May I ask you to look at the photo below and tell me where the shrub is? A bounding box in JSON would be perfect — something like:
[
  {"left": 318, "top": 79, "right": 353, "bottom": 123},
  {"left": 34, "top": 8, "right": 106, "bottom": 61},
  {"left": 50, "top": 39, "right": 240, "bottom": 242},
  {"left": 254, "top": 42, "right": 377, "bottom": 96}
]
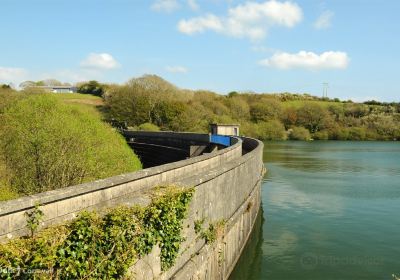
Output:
[
  {"left": 313, "top": 130, "right": 329, "bottom": 140},
  {"left": 289, "top": 126, "right": 311, "bottom": 140},
  {"left": 257, "top": 120, "right": 287, "bottom": 140},
  {"left": 77, "top": 80, "right": 105, "bottom": 97},
  {"left": 329, "top": 127, "right": 349, "bottom": 140},
  {"left": 0, "top": 94, "right": 142, "bottom": 196},
  {"left": 138, "top": 122, "right": 160, "bottom": 131},
  {"left": 348, "top": 127, "right": 366, "bottom": 140}
]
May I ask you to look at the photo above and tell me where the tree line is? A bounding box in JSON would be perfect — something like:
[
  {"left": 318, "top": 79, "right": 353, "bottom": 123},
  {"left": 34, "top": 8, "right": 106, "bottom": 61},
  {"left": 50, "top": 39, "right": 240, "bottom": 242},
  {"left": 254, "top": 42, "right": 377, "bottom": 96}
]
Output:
[{"left": 92, "top": 75, "right": 399, "bottom": 141}]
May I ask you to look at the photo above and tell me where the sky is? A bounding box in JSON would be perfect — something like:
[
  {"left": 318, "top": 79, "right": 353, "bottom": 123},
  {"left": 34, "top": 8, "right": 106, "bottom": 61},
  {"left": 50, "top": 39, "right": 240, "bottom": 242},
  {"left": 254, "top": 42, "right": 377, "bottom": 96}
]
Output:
[{"left": 0, "top": 0, "right": 399, "bottom": 102}]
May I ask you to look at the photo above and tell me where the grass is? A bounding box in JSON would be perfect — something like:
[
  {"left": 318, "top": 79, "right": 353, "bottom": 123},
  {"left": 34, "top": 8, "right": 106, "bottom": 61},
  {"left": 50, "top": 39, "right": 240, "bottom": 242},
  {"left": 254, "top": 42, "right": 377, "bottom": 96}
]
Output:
[
  {"left": 280, "top": 100, "right": 346, "bottom": 109},
  {"left": 0, "top": 186, "right": 19, "bottom": 201},
  {"left": 0, "top": 162, "right": 19, "bottom": 201},
  {"left": 51, "top": 93, "right": 104, "bottom": 107},
  {"left": 52, "top": 93, "right": 102, "bottom": 101},
  {"left": 52, "top": 93, "right": 106, "bottom": 119}
]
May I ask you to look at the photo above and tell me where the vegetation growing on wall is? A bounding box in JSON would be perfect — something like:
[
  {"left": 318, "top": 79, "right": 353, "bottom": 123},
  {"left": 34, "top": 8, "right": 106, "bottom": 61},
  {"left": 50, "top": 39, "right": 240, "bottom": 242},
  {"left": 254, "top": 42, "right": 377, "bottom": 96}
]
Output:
[
  {"left": 194, "top": 219, "right": 226, "bottom": 244},
  {"left": 0, "top": 186, "right": 194, "bottom": 279},
  {"left": 0, "top": 93, "right": 141, "bottom": 197}
]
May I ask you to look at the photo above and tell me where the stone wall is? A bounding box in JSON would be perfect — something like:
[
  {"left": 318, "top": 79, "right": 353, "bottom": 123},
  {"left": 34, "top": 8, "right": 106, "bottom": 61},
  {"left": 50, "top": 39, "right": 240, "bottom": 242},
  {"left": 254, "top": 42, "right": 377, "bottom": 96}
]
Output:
[{"left": 0, "top": 132, "right": 264, "bottom": 280}]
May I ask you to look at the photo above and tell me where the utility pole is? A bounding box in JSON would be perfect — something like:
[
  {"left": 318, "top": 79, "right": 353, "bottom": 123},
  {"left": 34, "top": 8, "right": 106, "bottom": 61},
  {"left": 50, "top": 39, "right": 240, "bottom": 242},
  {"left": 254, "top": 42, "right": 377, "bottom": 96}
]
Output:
[{"left": 323, "top": 82, "right": 329, "bottom": 98}]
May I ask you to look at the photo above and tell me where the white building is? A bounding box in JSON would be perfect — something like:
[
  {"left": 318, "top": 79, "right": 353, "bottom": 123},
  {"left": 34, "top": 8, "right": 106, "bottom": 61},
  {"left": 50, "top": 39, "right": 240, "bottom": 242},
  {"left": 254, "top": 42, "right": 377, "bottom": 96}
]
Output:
[
  {"left": 37, "top": 86, "right": 77, "bottom": 93},
  {"left": 210, "top": 123, "right": 240, "bottom": 136}
]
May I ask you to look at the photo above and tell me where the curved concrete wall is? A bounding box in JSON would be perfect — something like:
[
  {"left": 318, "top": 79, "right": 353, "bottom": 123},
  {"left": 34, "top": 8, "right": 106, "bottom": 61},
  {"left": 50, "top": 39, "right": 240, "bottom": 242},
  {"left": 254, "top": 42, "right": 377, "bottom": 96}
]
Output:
[{"left": 0, "top": 132, "right": 264, "bottom": 280}]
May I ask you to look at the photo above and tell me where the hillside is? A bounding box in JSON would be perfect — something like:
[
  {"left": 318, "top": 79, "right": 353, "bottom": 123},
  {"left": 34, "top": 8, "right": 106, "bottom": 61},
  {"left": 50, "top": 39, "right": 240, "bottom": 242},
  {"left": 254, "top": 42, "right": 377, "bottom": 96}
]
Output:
[{"left": 101, "top": 75, "right": 400, "bottom": 141}]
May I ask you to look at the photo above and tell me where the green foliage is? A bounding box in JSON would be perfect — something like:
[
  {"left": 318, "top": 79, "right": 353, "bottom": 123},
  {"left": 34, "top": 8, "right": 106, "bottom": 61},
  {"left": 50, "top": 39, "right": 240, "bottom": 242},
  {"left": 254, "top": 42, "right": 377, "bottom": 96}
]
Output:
[
  {"left": 313, "top": 130, "right": 329, "bottom": 140},
  {"left": 77, "top": 80, "right": 104, "bottom": 97},
  {"left": 289, "top": 126, "right": 312, "bottom": 141},
  {"left": 97, "top": 75, "right": 400, "bottom": 141},
  {"left": 0, "top": 88, "right": 22, "bottom": 114},
  {"left": 138, "top": 122, "right": 161, "bottom": 131},
  {"left": 0, "top": 186, "right": 19, "bottom": 201},
  {"left": 194, "top": 219, "right": 204, "bottom": 234},
  {"left": 250, "top": 100, "right": 282, "bottom": 122},
  {"left": 201, "top": 224, "right": 217, "bottom": 244},
  {"left": 225, "top": 97, "right": 250, "bottom": 121},
  {"left": 0, "top": 94, "right": 141, "bottom": 196},
  {"left": 141, "top": 187, "right": 194, "bottom": 270},
  {"left": 0, "top": 187, "right": 194, "bottom": 279},
  {"left": 296, "top": 103, "right": 332, "bottom": 133},
  {"left": 25, "top": 203, "right": 44, "bottom": 237},
  {"left": 257, "top": 120, "right": 287, "bottom": 140},
  {"left": 228, "top": 91, "right": 239, "bottom": 98},
  {"left": 348, "top": 127, "right": 367, "bottom": 140},
  {"left": 200, "top": 220, "right": 225, "bottom": 244}
]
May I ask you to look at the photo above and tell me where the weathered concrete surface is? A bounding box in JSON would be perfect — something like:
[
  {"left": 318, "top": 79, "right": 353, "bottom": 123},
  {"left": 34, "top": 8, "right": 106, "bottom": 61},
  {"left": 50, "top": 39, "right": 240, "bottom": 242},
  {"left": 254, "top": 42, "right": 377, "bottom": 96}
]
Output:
[
  {"left": 127, "top": 137, "right": 264, "bottom": 280},
  {"left": 0, "top": 132, "right": 264, "bottom": 280}
]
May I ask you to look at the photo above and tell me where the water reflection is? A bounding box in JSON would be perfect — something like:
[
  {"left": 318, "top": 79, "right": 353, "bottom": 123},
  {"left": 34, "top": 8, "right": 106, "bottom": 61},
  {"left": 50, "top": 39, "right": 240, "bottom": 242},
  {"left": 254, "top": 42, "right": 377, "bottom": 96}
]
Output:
[
  {"left": 229, "top": 207, "right": 264, "bottom": 280},
  {"left": 229, "top": 141, "right": 400, "bottom": 280}
]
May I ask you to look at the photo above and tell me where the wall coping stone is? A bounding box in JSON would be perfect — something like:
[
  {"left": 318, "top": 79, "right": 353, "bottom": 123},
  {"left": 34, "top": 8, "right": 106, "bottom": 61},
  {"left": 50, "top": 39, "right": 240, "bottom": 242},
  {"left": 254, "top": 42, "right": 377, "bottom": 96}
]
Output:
[{"left": 0, "top": 132, "right": 242, "bottom": 216}]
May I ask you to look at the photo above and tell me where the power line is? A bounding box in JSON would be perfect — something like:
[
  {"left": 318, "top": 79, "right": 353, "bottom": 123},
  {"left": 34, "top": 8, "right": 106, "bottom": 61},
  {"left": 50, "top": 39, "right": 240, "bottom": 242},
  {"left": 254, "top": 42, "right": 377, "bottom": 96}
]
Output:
[{"left": 323, "top": 82, "right": 329, "bottom": 98}]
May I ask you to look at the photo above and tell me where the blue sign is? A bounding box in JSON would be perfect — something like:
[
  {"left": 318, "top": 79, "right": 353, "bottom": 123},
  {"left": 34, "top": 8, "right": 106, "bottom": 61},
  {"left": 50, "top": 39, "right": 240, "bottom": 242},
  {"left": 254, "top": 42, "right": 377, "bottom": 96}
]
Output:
[{"left": 210, "top": 135, "right": 231, "bottom": 146}]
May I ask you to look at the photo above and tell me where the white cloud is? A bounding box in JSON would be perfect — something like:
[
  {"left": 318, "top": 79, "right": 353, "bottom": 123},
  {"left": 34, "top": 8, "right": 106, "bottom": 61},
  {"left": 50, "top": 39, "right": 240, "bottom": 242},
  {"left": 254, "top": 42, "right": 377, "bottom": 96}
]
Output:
[
  {"left": 80, "top": 53, "right": 120, "bottom": 70},
  {"left": 178, "top": 14, "right": 223, "bottom": 34},
  {"left": 178, "top": 0, "right": 303, "bottom": 40},
  {"left": 259, "top": 51, "right": 349, "bottom": 70},
  {"left": 0, "top": 67, "right": 28, "bottom": 85},
  {"left": 166, "top": 65, "right": 188, "bottom": 73},
  {"left": 187, "top": 0, "right": 199, "bottom": 11},
  {"left": 314, "top": 10, "right": 334, "bottom": 30},
  {"left": 151, "top": 0, "right": 180, "bottom": 13}
]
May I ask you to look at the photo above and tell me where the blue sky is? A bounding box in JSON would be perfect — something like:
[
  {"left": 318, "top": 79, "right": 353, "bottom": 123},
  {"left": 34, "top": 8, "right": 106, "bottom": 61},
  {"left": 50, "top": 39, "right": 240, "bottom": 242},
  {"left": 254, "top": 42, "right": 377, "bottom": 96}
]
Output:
[{"left": 1, "top": 0, "right": 399, "bottom": 101}]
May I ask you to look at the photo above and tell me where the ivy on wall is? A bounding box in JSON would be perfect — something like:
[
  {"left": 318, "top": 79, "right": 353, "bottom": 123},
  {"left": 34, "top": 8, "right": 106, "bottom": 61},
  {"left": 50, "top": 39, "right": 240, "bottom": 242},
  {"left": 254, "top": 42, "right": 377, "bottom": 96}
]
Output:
[{"left": 0, "top": 186, "right": 194, "bottom": 279}]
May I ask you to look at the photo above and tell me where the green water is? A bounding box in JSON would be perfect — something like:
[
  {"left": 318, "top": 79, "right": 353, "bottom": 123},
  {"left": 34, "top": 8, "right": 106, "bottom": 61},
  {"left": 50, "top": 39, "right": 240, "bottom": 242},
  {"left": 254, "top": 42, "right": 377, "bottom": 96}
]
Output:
[{"left": 230, "top": 141, "right": 400, "bottom": 280}]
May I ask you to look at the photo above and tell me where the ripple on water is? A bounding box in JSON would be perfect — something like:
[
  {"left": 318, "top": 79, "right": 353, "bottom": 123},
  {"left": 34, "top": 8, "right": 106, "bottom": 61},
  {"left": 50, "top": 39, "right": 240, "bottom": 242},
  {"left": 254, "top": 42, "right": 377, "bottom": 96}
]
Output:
[{"left": 230, "top": 141, "right": 400, "bottom": 280}]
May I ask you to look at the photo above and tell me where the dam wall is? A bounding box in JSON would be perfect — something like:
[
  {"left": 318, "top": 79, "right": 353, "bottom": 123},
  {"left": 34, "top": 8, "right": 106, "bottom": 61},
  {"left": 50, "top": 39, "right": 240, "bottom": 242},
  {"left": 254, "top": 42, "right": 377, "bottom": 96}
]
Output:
[{"left": 0, "top": 131, "right": 264, "bottom": 279}]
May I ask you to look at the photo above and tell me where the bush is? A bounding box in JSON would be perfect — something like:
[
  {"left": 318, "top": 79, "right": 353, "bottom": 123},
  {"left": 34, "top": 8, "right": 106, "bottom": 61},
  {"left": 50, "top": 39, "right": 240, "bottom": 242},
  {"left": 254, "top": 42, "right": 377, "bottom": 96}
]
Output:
[
  {"left": 313, "top": 130, "right": 329, "bottom": 140},
  {"left": 289, "top": 126, "right": 311, "bottom": 140},
  {"left": 257, "top": 120, "right": 287, "bottom": 140},
  {"left": 0, "top": 94, "right": 142, "bottom": 196},
  {"left": 348, "top": 127, "right": 366, "bottom": 140},
  {"left": 138, "top": 122, "right": 160, "bottom": 131},
  {"left": 329, "top": 127, "right": 349, "bottom": 140},
  {"left": 77, "top": 80, "right": 105, "bottom": 97}
]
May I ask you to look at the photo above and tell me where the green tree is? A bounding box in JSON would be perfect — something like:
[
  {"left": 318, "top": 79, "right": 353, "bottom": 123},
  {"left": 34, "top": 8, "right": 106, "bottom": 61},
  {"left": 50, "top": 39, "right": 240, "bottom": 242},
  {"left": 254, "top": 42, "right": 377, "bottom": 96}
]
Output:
[
  {"left": 297, "top": 103, "right": 333, "bottom": 133},
  {"left": 289, "top": 126, "right": 311, "bottom": 140},
  {"left": 225, "top": 97, "right": 250, "bottom": 121},
  {"left": 105, "top": 84, "right": 153, "bottom": 126},
  {"left": 0, "top": 95, "right": 141, "bottom": 195},
  {"left": 257, "top": 120, "right": 287, "bottom": 140},
  {"left": 250, "top": 100, "right": 282, "bottom": 122},
  {"left": 77, "top": 80, "right": 105, "bottom": 97},
  {"left": 281, "top": 107, "right": 298, "bottom": 129}
]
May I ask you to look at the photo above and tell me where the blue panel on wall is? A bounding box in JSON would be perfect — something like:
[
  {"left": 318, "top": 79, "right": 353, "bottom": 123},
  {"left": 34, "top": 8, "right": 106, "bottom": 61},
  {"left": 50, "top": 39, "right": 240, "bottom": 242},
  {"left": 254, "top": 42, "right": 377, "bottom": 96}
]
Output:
[{"left": 210, "top": 135, "right": 231, "bottom": 146}]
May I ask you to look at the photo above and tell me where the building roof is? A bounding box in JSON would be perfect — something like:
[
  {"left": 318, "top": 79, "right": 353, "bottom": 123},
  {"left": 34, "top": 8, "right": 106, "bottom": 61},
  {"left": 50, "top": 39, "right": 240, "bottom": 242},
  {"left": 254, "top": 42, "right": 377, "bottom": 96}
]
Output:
[
  {"left": 210, "top": 123, "right": 240, "bottom": 127},
  {"left": 36, "top": 86, "right": 76, "bottom": 89}
]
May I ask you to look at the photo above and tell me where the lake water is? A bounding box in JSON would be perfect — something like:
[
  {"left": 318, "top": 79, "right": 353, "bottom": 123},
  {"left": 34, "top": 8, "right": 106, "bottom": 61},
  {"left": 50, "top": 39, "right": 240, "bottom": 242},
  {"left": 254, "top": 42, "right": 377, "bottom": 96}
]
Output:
[{"left": 230, "top": 141, "right": 400, "bottom": 280}]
